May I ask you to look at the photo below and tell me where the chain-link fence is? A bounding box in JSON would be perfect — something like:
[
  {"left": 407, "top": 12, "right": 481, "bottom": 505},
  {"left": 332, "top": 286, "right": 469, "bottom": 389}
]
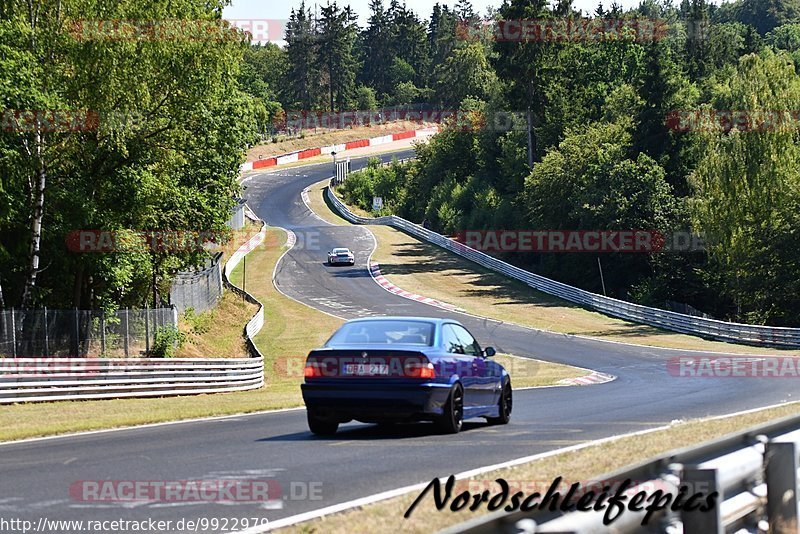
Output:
[
  {"left": 170, "top": 252, "right": 224, "bottom": 314},
  {"left": 0, "top": 307, "right": 177, "bottom": 358}
]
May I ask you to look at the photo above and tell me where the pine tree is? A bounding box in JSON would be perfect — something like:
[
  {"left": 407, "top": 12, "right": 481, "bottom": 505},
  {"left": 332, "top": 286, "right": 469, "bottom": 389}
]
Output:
[
  {"left": 317, "top": 2, "right": 360, "bottom": 111},
  {"left": 285, "top": 2, "right": 321, "bottom": 110},
  {"left": 685, "top": 0, "right": 710, "bottom": 80},
  {"left": 492, "top": 0, "right": 552, "bottom": 167},
  {"left": 389, "top": 2, "right": 430, "bottom": 88},
  {"left": 361, "top": 0, "right": 393, "bottom": 96}
]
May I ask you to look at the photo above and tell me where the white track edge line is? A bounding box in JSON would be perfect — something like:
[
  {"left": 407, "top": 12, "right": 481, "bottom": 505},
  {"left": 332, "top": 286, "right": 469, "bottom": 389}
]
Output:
[
  {"left": 237, "top": 398, "right": 800, "bottom": 533},
  {"left": 0, "top": 406, "right": 305, "bottom": 447}
]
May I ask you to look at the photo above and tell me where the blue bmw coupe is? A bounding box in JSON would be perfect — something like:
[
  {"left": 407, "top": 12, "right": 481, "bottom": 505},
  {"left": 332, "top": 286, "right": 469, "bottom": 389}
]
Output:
[{"left": 301, "top": 317, "right": 512, "bottom": 435}]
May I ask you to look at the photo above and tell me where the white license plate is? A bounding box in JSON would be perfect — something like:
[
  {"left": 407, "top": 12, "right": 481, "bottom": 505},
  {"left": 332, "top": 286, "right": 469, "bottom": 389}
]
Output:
[{"left": 343, "top": 363, "right": 389, "bottom": 376}]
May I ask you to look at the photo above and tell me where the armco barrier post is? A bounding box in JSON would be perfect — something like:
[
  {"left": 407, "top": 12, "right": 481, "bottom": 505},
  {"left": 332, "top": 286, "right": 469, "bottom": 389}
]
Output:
[
  {"left": 73, "top": 307, "right": 80, "bottom": 356},
  {"left": 100, "top": 309, "right": 106, "bottom": 355},
  {"left": 43, "top": 306, "right": 49, "bottom": 357},
  {"left": 682, "top": 467, "right": 722, "bottom": 534},
  {"left": 766, "top": 440, "right": 800, "bottom": 531},
  {"left": 123, "top": 308, "right": 129, "bottom": 357},
  {"left": 145, "top": 305, "right": 150, "bottom": 354}
]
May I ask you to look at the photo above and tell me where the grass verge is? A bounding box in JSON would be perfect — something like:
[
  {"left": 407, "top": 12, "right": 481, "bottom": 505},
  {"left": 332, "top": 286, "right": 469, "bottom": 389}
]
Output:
[
  {"left": 305, "top": 178, "right": 797, "bottom": 356},
  {"left": 276, "top": 401, "right": 800, "bottom": 533}
]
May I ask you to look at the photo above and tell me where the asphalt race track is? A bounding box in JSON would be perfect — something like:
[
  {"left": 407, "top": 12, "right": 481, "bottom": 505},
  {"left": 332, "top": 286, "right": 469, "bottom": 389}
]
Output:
[{"left": 1, "top": 150, "right": 796, "bottom": 530}]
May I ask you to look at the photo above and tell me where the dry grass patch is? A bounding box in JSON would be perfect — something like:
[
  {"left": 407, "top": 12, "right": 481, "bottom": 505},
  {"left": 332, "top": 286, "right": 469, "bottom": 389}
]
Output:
[
  {"left": 175, "top": 293, "right": 256, "bottom": 358},
  {"left": 277, "top": 401, "right": 800, "bottom": 533},
  {"left": 310, "top": 179, "right": 797, "bottom": 356}
]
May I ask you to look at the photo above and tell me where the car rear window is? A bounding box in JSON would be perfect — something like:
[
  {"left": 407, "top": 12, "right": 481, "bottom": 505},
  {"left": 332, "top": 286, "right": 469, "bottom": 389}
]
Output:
[{"left": 327, "top": 321, "right": 435, "bottom": 346}]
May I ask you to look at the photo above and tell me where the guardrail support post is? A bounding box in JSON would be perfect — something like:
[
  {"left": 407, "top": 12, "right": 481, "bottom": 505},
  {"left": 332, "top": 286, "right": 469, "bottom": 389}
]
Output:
[
  {"left": 144, "top": 305, "right": 150, "bottom": 354},
  {"left": 10, "top": 307, "right": 16, "bottom": 358},
  {"left": 123, "top": 308, "right": 129, "bottom": 357},
  {"left": 43, "top": 306, "right": 49, "bottom": 357},
  {"left": 682, "top": 468, "right": 723, "bottom": 534},
  {"left": 766, "top": 441, "right": 799, "bottom": 532},
  {"left": 73, "top": 307, "right": 80, "bottom": 356}
]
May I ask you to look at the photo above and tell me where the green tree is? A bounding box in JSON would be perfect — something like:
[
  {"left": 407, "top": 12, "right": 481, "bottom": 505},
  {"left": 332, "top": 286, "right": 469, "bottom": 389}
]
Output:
[
  {"left": 354, "top": 85, "right": 378, "bottom": 110},
  {"left": 492, "top": 0, "right": 555, "bottom": 167},
  {"left": 433, "top": 42, "right": 498, "bottom": 106},
  {"left": 285, "top": 1, "right": 321, "bottom": 110},
  {"left": 521, "top": 119, "right": 676, "bottom": 294},
  {"left": 737, "top": 0, "right": 800, "bottom": 35},
  {"left": 360, "top": 0, "right": 394, "bottom": 96},
  {"left": 691, "top": 51, "right": 800, "bottom": 324},
  {"left": 317, "top": 2, "right": 360, "bottom": 111},
  {"left": 0, "top": 0, "right": 255, "bottom": 310},
  {"left": 389, "top": 2, "right": 429, "bottom": 85}
]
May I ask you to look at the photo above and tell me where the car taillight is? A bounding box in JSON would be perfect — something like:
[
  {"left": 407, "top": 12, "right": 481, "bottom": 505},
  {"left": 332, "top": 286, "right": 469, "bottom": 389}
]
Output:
[
  {"left": 405, "top": 362, "right": 435, "bottom": 379},
  {"left": 304, "top": 363, "right": 322, "bottom": 378}
]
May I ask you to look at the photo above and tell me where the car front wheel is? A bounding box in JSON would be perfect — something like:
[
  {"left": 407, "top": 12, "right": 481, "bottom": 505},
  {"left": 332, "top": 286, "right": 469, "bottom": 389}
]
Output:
[
  {"left": 307, "top": 410, "right": 339, "bottom": 436},
  {"left": 486, "top": 381, "right": 512, "bottom": 425},
  {"left": 437, "top": 383, "right": 464, "bottom": 434}
]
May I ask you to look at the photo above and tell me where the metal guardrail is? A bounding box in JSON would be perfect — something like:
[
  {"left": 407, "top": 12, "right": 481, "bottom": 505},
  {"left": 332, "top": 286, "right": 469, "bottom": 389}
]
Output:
[
  {"left": 0, "top": 357, "right": 263, "bottom": 403},
  {"left": 326, "top": 180, "right": 800, "bottom": 349},
  {"left": 222, "top": 206, "right": 267, "bottom": 357},
  {"left": 0, "top": 207, "right": 268, "bottom": 405},
  {"left": 439, "top": 411, "right": 800, "bottom": 533}
]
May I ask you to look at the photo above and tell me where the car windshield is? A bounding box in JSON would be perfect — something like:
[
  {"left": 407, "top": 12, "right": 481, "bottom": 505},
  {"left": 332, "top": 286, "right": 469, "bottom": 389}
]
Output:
[
  {"left": 333, "top": 249, "right": 349, "bottom": 254},
  {"left": 327, "top": 320, "right": 435, "bottom": 346}
]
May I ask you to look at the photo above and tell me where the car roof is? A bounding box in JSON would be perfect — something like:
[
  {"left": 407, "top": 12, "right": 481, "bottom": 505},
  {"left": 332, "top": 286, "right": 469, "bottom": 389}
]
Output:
[
  {"left": 332, "top": 247, "right": 350, "bottom": 252},
  {"left": 344, "top": 316, "right": 461, "bottom": 327}
]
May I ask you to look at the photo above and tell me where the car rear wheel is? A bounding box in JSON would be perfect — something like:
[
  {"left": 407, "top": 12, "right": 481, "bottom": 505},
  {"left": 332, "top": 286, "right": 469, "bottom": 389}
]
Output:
[
  {"left": 486, "top": 381, "right": 512, "bottom": 425},
  {"left": 437, "top": 383, "right": 464, "bottom": 434},
  {"left": 307, "top": 410, "right": 339, "bottom": 436}
]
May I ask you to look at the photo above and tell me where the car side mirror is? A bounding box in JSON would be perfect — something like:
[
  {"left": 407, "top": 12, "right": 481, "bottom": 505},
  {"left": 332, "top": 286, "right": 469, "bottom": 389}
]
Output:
[{"left": 484, "top": 347, "right": 496, "bottom": 358}]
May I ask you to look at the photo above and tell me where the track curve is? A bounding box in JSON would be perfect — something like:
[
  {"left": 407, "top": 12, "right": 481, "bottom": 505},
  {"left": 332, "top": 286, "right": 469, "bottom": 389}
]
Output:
[{"left": 0, "top": 150, "right": 796, "bottom": 530}]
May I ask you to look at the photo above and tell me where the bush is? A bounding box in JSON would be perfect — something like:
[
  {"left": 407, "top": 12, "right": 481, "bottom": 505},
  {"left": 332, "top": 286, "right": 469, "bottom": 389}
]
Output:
[
  {"left": 151, "top": 325, "right": 186, "bottom": 358},
  {"left": 183, "top": 307, "right": 213, "bottom": 335}
]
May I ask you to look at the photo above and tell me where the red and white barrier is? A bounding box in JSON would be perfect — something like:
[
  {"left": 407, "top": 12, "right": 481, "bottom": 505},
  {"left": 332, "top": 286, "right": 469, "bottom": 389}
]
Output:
[{"left": 241, "top": 127, "right": 438, "bottom": 174}]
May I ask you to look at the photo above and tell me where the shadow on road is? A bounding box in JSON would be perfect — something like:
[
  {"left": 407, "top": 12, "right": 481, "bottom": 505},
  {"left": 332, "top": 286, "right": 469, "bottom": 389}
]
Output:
[{"left": 256, "top": 421, "right": 487, "bottom": 442}]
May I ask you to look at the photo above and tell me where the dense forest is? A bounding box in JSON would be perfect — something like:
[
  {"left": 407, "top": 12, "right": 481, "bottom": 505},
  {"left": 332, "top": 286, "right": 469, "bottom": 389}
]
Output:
[
  {"left": 2, "top": 0, "right": 799, "bottom": 327},
  {"left": 0, "top": 1, "right": 263, "bottom": 311},
  {"left": 310, "top": 0, "right": 800, "bottom": 327}
]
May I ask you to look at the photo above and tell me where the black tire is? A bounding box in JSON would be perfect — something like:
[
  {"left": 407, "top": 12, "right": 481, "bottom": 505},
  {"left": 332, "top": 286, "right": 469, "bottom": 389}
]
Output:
[
  {"left": 307, "top": 411, "right": 339, "bottom": 436},
  {"left": 437, "top": 383, "right": 464, "bottom": 434},
  {"left": 486, "top": 381, "right": 512, "bottom": 425}
]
